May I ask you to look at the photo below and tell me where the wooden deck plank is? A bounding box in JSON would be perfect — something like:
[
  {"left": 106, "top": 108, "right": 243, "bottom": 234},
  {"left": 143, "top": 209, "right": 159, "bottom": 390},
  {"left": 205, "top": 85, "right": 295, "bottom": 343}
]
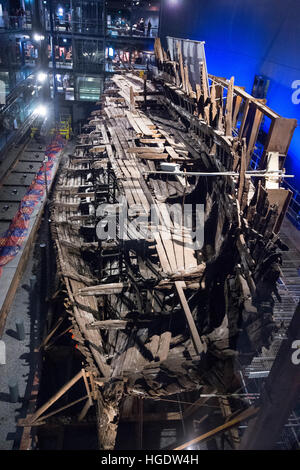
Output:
[{"left": 175, "top": 280, "right": 204, "bottom": 355}]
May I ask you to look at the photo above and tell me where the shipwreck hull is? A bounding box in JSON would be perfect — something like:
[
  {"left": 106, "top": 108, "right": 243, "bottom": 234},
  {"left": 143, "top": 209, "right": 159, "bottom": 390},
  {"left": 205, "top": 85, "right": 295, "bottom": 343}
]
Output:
[{"left": 44, "top": 40, "right": 296, "bottom": 449}]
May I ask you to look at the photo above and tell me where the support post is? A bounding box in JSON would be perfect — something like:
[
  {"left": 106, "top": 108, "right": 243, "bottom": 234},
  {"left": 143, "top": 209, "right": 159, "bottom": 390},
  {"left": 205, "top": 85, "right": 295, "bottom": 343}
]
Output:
[
  {"left": 175, "top": 281, "right": 205, "bottom": 355},
  {"left": 8, "top": 378, "right": 19, "bottom": 403},
  {"left": 78, "top": 398, "right": 91, "bottom": 422},
  {"left": 16, "top": 317, "right": 25, "bottom": 341}
]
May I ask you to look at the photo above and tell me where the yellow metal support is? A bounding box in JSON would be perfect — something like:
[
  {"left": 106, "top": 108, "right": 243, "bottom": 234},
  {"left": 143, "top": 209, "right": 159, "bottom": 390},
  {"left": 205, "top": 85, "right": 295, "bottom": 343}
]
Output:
[
  {"left": 50, "top": 115, "right": 72, "bottom": 140},
  {"left": 30, "top": 127, "right": 38, "bottom": 138}
]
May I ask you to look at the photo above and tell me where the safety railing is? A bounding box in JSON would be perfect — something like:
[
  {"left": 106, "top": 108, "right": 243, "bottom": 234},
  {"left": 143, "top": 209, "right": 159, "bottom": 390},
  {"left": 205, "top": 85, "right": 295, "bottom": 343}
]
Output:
[
  {"left": 282, "top": 179, "right": 300, "bottom": 229},
  {"left": 44, "top": 17, "right": 157, "bottom": 37},
  {"left": 45, "top": 18, "right": 104, "bottom": 35},
  {"left": 106, "top": 25, "right": 158, "bottom": 38},
  {"left": 0, "top": 14, "right": 32, "bottom": 31},
  {"left": 48, "top": 59, "right": 73, "bottom": 70}
]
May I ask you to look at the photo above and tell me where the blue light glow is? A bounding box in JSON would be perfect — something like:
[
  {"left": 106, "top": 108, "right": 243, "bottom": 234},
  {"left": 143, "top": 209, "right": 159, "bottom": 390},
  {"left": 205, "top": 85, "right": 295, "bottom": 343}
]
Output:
[{"left": 160, "top": 0, "right": 300, "bottom": 190}]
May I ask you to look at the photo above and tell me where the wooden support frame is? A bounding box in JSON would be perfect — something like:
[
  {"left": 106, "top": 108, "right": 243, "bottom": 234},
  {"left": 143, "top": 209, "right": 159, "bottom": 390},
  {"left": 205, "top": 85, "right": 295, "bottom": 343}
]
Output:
[
  {"left": 175, "top": 281, "right": 205, "bottom": 355},
  {"left": 209, "top": 74, "right": 280, "bottom": 119},
  {"left": 238, "top": 98, "right": 250, "bottom": 138},
  {"left": 44, "top": 325, "right": 72, "bottom": 351},
  {"left": 82, "top": 368, "right": 93, "bottom": 406},
  {"left": 219, "top": 397, "right": 240, "bottom": 449},
  {"left": 259, "top": 117, "right": 297, "bottom": 170},
  {"left": 173, "top": 406, "right": 258, "bottom": 450},
  {"left": 225, "top": 77, "right": 234, "bottom": 136},
  {"left": 27, "top": 369, "right": 85, "bottom": 424},
  {"left": 39, "top": 315, "right": 66, "bottom": 351},
  {"left": 78, "top": 398, "right": 92, "bottom": 422},
  {"left": 177, "top": 41, "right": 186, "bottom": 93},
  {"left": 207, "top": 75, "right": 296, "bottom": 172},
  {"left": 232, "top": 95, "right": 243, "bottom": 128},
  {"left": 32, "top": 395, "right": 89, "bottom": 426},
  {"left": 246, "top": 107, "right": 263, "bottom": 165}
]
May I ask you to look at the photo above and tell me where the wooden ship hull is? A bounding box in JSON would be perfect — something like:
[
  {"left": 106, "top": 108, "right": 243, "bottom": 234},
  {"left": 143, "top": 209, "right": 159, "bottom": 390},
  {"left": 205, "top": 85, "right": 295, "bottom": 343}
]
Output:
[{"left": 30, "top": 39, "right": 296, "bottom": 449}]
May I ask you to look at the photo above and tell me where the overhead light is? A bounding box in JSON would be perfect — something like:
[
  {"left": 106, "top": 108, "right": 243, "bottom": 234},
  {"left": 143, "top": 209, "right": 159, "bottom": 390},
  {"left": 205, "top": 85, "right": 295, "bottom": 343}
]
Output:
[
  {"left": 33, "top": 33, "right": 45, "bottom": 41},
  {"left": 34, "top": 105, "right": 47, "bottom": 117},
  {"left": 37, "top": 72, "right": 47, "bottom": 83}
]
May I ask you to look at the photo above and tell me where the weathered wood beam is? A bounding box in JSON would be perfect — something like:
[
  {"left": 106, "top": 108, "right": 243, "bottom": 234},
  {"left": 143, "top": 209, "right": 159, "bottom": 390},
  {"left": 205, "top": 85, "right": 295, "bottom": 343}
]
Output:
[
  {"left": 246, "top": 107, "right": 263, "bottom": 165},
  {"left": 86, "top": 319, "right": 157, "bottom": 330},
  {"left": 232, "top": 95, "right": 243, "bottom": 128},
  {"left": 76, "top": 283, "right": 125, "bottom": 296},
  {"left": 225, "top": 76, "right": 234, "bottom": 136},
  {"left": 219, "top": 397, "right": 240, "bottom": 449},
  {"left": 78, "top": 398, "right": 92, "bottom": 422},
  {"left": 29, "top": 370, "right": 84, "bottom": 424},
  {"left": 173, "top": 406, "right": 258, "bottom": 450},
  {"left": 127, "top": 147, "right": 165, "bottom": 154},
  {"left": 238, "top": 98, "right": 250, "bottom": 138},
  {"left": 209, "top": 75, "right": 280, "bottom": 120},
  {"left": 44, "top": 325, "right": 72, "bottom": 351},
  {"left": 38, "top": 316, "right": 65, "bottom": 351},
  {"left": 19, "top": 394, "right": 89, "bottom": 426},
  {"left": 82, "top": 368, "right": 93, "bottom": 405},
  {"left": 177, "top": 41, "right": 186, "bottom": 92},
  {"left": 237, "top": 139, "right": 247, "bottom": 205},
  {"left": 175, "top": 281, "right": 205, "bottom": 356}
]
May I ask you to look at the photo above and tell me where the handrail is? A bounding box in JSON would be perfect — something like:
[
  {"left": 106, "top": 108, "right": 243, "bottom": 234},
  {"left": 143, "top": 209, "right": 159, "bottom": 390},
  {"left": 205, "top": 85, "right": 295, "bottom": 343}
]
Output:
[
  {"left": 0, "top": 14, "right": 32, "bottom": 31},
  {"left": 44, "top": 19, "right": 158, "bottom": 37}
]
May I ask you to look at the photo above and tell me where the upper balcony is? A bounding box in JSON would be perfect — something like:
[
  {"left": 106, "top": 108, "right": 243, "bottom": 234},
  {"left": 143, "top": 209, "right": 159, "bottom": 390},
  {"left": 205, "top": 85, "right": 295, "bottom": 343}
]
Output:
[
  {"left": 106, "top": 24, "right": 158, "bottom": 39},
  {"left": 42, "top": 0, "right": 160, "bottom": 40},
  {"left": 0, "top": 12, "right": 32, "bottom": 33},
  {"left": 45, "top": 17, "right": 104, "bottom": 36},
  {"left": 0, "top": 73, "right": 39, "bottom": 155},
  {"left": 44, "top": 17, "right": 158, "bottom": 40},
  {"left": 106, "top": 0, "right": 160, "bottom": 39}
]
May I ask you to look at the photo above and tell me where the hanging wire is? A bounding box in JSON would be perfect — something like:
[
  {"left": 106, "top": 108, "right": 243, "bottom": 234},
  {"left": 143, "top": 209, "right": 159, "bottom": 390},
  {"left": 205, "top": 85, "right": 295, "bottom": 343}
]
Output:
[{"left": 142, "top": 394, "right": 260, "bottom": 407}]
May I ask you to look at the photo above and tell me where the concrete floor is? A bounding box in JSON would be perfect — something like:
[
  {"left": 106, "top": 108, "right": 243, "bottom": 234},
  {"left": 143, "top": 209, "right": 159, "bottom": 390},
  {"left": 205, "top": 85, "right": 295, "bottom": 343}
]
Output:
[
  {"left": 0, "top": 240, "right": 39, "bottom": 450},
  {"left": 0, "top": 140, "right": 74, "bottom": 450}
]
